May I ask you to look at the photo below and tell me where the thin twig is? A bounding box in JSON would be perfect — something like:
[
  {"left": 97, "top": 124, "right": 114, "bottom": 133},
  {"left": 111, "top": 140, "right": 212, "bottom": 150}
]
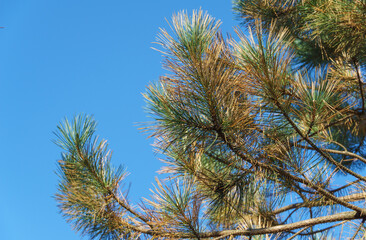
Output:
[
  {"left": 350, "top": 218, "right": 366, "bottom": 240},
  {"left": 287, "top": 227, "right": 309, "bottom": 240},
  {"left": 353, "top": 60, "right": 364, "bottom": 113}
]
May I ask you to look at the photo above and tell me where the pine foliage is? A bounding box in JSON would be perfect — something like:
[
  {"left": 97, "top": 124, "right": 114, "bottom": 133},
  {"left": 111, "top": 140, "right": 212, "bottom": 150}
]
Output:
[{"left": 55, "top": 1, "right": 366, "bottom": 239}]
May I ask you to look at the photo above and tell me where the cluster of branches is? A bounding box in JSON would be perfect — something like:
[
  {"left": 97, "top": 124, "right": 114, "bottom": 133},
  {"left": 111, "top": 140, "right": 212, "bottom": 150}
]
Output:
[{"left": 55, "top": 0, "right": 366, "bottom": 239}]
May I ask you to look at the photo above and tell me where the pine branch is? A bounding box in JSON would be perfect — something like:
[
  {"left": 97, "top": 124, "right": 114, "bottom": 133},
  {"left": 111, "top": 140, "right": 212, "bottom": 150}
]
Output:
[
  {"left": 134, "top": 211, "right": 362, "bottom": 238},
  {"left": 296, "top": 143, "right": 366, "bottom": 164},
  {"left": 271, "top": 192, "right": 366, "bottom": 216}
]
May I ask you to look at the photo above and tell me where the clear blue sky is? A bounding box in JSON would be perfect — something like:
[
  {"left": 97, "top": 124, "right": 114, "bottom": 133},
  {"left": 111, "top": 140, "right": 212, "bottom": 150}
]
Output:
[{"left": 0, "top": 1, "right": 238, "bottom": 239}]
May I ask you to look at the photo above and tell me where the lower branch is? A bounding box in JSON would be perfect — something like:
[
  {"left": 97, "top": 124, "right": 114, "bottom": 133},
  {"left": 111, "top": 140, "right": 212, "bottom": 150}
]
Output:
[{"left": 142, "top": 211, "right": 361, "bottom": 238}]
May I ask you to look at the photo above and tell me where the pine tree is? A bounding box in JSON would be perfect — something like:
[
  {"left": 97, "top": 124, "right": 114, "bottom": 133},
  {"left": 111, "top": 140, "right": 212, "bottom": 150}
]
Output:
[{"left": 54, "top": 1, "right": 366, "bottom": 239}]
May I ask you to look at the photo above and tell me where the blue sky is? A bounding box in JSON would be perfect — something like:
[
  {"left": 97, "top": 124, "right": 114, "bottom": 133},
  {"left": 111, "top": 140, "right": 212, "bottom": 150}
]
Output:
[{"left": 0, "top": 1, "right": 237, "bottom": 239}]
